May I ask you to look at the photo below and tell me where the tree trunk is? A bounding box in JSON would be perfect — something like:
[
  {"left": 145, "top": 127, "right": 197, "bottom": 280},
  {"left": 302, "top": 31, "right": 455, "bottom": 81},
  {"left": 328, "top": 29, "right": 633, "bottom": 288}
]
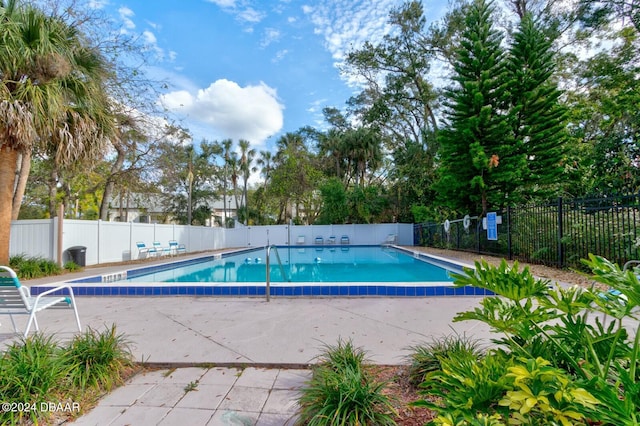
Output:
[
  {"left": 11, "top": 150, "right": 31, "bottom": 220},
  {"left": 48, "top": 168, "right": 59, "bottom": 218},
  {"left": 0, "top": 145, "right": 19, "bottom": 264},
  {"left": 243, "top": 180, "right": 249, "bottom": 225},
  {"left": 118, "top": 191, "right": 124, "bottom": 222},
  {"left": 99, "top": 143, "right": 126, "bottom": 220}
]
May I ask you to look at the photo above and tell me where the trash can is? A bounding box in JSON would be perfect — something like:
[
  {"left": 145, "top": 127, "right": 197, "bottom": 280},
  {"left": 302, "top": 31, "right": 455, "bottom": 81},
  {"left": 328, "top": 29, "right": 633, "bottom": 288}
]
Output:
[{"left": 67, "top": 246, "right": 87, "bottom": 267}]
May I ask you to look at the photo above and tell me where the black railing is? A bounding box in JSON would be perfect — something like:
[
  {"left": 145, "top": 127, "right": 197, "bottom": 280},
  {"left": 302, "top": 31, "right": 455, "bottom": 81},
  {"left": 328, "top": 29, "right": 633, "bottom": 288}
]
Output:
[{"left": 414, "top": 194, "right": 640, "bottom": 270}]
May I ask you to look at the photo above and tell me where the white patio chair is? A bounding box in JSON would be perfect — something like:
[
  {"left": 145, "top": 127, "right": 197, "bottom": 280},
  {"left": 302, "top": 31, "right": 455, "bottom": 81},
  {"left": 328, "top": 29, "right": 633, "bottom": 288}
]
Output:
[
  {"left": 169, "top": 240, "right": 187, "bottom": 256},
  {"left": 384, "top": 234, "right": 397, "bottom": 245},
  {"left": 0, "top": 266, "right": 81, "bottom": 337},
  {"left": 153, "top": 241, "right": 171, "bottom": 257},
  {"left": 136, "top": 241, "right": 157, "bottom": 258}
]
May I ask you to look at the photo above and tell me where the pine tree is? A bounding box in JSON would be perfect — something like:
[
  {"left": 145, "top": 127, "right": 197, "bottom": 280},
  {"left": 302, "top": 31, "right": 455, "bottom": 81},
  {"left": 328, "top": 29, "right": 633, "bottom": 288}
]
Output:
[
  {"left": 508, "top": 13, "right": 567, "bottom": 201},
  {"left": 435, "top": 0, "right": 516, "bottom": 215}
]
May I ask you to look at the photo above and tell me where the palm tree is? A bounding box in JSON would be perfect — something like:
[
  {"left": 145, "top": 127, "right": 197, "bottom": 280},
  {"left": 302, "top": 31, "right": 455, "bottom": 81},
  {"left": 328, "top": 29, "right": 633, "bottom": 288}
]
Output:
[
  {"left": 257, "top": 150, "right": 273, "bottom": 184},
  {"left": 318, "top": 128, "right": 347, "bottom": 182},
  {"left": 220, "top": 139, "right": 233, "bottom": 227},
  {"left": 238, "top": 139, "right": 256, "bottom": 225},
  {"left": 228, "top": 152, "right": 240, "bottom": 222},
  {"left": 0, "top": 1, "right": 113, "bottom": 263},
  {"left": 275, "top": 132, "right": 305, "bottom": 161},
  {"left": 343, "top": 127, "right": 382, "bottom": 187}
]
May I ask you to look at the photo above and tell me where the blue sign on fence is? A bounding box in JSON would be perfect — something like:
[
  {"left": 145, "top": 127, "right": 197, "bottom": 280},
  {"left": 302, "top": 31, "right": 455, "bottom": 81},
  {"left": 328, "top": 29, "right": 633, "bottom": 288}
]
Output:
[{"left": 487, "top": 212, "right": 498, "bottom": 241}]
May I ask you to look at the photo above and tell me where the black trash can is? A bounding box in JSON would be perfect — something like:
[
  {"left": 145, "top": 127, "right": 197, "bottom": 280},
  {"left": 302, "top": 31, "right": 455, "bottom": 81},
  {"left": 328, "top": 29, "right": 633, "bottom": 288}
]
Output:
[{"left": 67, "top": 246, "right": 87, "bottom": 267}]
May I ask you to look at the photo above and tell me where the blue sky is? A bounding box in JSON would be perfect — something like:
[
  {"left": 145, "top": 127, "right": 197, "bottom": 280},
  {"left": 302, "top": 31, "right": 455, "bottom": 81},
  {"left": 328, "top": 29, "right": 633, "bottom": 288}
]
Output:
[{"left": 91, "top": 0, "right": 448, "bottom": 152}]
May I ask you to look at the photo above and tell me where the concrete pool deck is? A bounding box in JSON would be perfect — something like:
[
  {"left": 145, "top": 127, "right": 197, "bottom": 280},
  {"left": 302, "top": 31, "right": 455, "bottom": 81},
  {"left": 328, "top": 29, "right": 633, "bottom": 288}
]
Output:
[
  {"left": 0, "top": 250, "right": 497, "bottom": 425},
  {"left": 1, "top": 295, "right": 494, "bottom": 425}
]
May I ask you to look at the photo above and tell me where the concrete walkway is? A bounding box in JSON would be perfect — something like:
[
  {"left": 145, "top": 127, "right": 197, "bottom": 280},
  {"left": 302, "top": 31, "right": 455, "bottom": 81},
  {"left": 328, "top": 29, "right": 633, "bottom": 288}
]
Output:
[
  {"left": 0, "top": 296, "right": 494, "bottom": 425},
  {"left": 1, "top": 297, "right": 494, "bottom": 365},
  {"left": 73, "top": 366, "right": 310, "bottom": 426}
]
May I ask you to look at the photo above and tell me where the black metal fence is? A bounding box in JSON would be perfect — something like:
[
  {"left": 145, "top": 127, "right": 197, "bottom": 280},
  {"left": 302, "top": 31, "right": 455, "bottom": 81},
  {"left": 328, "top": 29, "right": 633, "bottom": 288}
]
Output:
[{"left": 414, "top": 194, "right": 640, "bottom": 270}]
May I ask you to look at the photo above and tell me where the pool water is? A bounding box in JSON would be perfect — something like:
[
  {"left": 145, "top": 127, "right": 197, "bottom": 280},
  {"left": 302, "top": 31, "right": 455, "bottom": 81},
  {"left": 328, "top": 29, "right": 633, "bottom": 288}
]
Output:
[
  {"left": 33, "top": 246, "right": 493, "bottom": 297},
  {"left": 125, "top": 246, "right": 453, "bottom": 283}
]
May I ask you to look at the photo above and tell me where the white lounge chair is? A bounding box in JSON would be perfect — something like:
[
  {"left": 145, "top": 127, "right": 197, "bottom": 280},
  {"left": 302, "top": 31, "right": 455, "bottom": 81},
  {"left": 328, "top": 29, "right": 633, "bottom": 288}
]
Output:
[
  {"left": 169, "top": 240, "right": 187, "bottom": 256},
  {"left": 327, "top": 236, "right": 336, "bottom": 244},
  {"left": 296, "top": 236, "right": 305, "bottom": 245},
  {"left": 153, "top": 241, "right": 171, "bottom": 257},
  {"left": 315, "top": 236, "right": 324, "bottom": 245},
  {"left": 0, "top": 266, "right": 81, "bottom": 337},
  {"left": 384, "top": 234, "right": 397, "bottom": 245},
  {"left": 136, "top": 241, "right": 157, "bottom": 258},
  {"left": 340, "top": 235, "right": 350, "bottom": 245}
]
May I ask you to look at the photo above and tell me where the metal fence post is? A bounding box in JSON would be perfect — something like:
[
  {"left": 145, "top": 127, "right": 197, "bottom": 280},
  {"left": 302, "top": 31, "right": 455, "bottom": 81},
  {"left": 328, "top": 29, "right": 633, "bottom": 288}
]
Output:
[
  {"left": 507, "top": 205, "right": 512, "bottom": 260},
  {"left": 557, "top": 197, "right": 564, "bottom": 268}
]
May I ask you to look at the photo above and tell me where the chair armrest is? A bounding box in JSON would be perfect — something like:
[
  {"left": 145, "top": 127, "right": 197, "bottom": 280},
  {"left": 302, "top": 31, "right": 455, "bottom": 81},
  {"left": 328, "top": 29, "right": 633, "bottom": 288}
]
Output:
[{"left": 32, "top": 285, "right": 76, "bottom": 305}]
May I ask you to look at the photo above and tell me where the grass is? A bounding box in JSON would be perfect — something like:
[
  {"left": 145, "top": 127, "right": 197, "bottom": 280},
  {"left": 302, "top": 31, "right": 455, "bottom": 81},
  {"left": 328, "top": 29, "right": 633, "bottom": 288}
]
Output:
[
  {"left": 9, "top": 254, "right": 82, "bottom": 279},
  {"left": 63, "top": 324, "right": 134, "bottom": 391},
  {"left": 405, "top": 334, "right": 484, "bottom": 386},
  {"left": 0, "top": 325, "right": 135, "bottom": 425},
  {"left": 297, "top": 338, "right": 398, "bottom": 426},
  {"left": 0, "top": 334, "right": 68, "bottom": 424}
]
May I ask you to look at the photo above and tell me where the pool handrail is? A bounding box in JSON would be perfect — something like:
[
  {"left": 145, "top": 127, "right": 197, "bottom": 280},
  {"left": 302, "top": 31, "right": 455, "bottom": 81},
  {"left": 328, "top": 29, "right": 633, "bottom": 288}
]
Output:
[{"left": 265, "top": 245, "right": 288, "bottom": 302}]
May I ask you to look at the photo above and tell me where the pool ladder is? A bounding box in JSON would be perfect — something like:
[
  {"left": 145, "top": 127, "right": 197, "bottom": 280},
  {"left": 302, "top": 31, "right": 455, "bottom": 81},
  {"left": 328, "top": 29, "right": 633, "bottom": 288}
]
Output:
[{"left": 265, "top": 245, "right": 288, "bottom": 302}]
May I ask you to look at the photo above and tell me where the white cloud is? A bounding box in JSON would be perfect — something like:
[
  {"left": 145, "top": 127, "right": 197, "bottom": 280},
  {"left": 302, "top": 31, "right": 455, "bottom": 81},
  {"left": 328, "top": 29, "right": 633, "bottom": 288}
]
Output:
[
  {"left": 118, "top": 6, "right": 136, "bottom": 30},
  {"left": 159, "top": 79, "right": 284, "bottom": 144},
  {"left": 142, "top": 30, "right": 157, "bottom": 44},
  {"left": 140, "top": 29, "right": 172, "bottom": 62},
  {"left": 87, "top": 0, "right": 109, "bottom": 9},
  {"left": 303, "top": 0, "right": 396, "bottom": 64},
  {"left": 205, "top": 0, "right": 238, "bottom": 7},
  {"left": 237, "top": 7, "right": 266, "bottom": 23},
  {"left": 204, "top": 0, "right": 266, "bottom": 28},
  {"left": 160, "top": 90, "right": 194, "bottom": 109},
  {"left": 261, "top": 28, "right": 281, "bottom": 47},
  {"left": 272, "top": 49, "right": 289, "bottom": 62}
]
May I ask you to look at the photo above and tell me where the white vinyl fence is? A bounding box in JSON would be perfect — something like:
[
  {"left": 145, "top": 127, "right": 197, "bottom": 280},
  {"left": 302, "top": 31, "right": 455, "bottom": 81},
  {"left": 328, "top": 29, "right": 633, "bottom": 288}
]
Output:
[{"left": 9, "top": 219, "right": 413, "bottom": 266}]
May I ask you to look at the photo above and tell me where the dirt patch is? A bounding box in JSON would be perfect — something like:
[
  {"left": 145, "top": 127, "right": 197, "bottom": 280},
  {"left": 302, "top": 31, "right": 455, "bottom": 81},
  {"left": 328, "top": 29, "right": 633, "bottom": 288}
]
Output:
[
  {"left": 368, "top": 365, "right": 437, "bottom": 426},
  {"left": 409, "top": 246, "right": 596, "bottom": 289}
]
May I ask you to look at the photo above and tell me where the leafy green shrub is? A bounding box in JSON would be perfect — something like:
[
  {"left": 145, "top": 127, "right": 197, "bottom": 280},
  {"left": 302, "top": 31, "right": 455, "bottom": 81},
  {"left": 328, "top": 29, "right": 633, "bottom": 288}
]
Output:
[
  {"left": 297, "top": 338, "right": 397, "bottom": 425},
  {"left": 405, "top": 334, "right": 483, "bottom": 386},
  {"left": 0, "top": 325, "right": 135, "bottom": 425},
  {"left": 416, "top": 255, "right": 640, "bottom": 425},
  {"left": 414, "top": 350, "right": 513, "bottom": 422},
  {"left": 64, "top": 261, "right": 82, "bottom": 272},
  {"left": 63, "top": 325, "right": 134, "bottom": 391},
  {"left": 0, "top": 334, "right": 69, "bottom": 424},
  {"left": 315, "top": 338, "right": 367, "bottom": 372},
  {"left": 499, "top": 357, "right": 600, "bottom": 426},
  {"left": 297, "top": 364, "right": 397, "bottom": 426},
  {"left": 9, "top": 255, "right": 61, "bottom": 279}
]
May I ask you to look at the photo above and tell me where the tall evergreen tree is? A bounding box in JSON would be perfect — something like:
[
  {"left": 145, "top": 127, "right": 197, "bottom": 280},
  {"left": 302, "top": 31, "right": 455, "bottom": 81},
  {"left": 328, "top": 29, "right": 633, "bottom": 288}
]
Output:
[
  {"left": 435, "top": 0, "right": 514, "bottom": 215},
  {"left": 508, "top": 12, "right": 567, "bottom": 201}
]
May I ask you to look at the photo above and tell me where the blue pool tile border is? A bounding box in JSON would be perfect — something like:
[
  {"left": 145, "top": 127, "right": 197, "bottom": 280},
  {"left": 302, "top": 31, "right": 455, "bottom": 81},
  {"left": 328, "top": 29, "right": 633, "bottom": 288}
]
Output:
[
  {"left": 31, "top": 284, "right": 494, "bottom": 298},
  {"left": 37, "top": 245, "right": 495, "bottom": 298}
]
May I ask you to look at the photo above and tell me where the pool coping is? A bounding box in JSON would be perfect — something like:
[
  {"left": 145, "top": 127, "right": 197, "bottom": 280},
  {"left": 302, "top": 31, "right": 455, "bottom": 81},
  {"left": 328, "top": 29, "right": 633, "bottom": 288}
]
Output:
[{"left": 30, "top": 245, "right": 491, "bottom": 297}]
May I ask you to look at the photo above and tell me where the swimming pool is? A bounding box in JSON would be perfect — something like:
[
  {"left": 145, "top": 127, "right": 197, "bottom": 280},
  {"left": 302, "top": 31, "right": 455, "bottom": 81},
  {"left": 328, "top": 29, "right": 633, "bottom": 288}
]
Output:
[
  {"left": 32, "top": 246, "right": 491, "bottom": 297},
  {"left": 125, "top": 246, "right": 452, "bottom": 283}
]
